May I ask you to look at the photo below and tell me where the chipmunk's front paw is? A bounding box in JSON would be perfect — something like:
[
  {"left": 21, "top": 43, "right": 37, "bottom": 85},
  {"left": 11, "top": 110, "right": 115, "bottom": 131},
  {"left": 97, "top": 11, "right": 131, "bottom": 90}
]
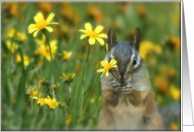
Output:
[{"left": 110, "top": 80, "right": 133, "bottom": 94}]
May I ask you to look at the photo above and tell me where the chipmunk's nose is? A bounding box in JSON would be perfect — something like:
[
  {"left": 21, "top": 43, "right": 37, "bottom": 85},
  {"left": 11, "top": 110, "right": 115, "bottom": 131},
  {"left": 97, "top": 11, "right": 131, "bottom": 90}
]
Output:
[{"left": 120, "top": 75, "right": 125, "bottom": 84}]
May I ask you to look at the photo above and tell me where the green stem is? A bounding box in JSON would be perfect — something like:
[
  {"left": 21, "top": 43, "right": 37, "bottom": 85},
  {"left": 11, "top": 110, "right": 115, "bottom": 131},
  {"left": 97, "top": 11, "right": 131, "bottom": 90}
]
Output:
[
  {"left": 80, "top": 73, "right": 101, "bottom": 121},
  {"left": 109, "top": 70, "right": 128, "bottom": 106},
  {"left": 79, "top": 45, "right": 90, "bottom": 120},
  {"left": 42, "top": 30, "right": 63, "bottom": 103}
]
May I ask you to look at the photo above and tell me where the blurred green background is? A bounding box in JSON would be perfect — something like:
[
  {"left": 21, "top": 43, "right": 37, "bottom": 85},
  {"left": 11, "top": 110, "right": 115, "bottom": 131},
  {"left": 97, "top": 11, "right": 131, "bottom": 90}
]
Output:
[{"left": 1, "top": 1, "right": 181, "bottom": 130}]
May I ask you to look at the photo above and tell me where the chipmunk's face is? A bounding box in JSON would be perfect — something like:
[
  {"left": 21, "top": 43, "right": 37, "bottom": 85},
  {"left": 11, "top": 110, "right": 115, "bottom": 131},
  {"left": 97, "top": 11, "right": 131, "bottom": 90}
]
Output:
[{"left": 107, "top": 28, "right": 141, "bottom": 84}]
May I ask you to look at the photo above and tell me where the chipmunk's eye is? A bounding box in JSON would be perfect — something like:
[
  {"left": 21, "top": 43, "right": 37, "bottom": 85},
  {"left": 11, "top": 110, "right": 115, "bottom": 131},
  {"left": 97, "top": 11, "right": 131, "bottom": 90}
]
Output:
[{"left": 133, "top": 58, "right": 137, "bottom": 65}]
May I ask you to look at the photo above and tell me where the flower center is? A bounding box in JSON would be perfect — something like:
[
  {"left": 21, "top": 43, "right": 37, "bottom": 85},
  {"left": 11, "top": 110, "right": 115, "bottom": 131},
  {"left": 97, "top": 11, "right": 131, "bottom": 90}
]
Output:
[
  {"left": 86, "top": 31, "right": 98, "bottom": 38},
  {"left": 36, "top": 20, "right": 47, "bottom": 30},
  {"left": 104, "top": 63, "right": 112, "bottom": 71},
  {"left": 48, "top": 100, "right": 57, "bottom": 108}
]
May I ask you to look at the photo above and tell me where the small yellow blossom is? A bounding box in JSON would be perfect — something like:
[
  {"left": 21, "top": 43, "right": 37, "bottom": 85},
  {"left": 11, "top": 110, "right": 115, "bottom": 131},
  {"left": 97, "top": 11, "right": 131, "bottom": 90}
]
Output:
[
  {"left": 62, "top": 51, "right": 72, "bottom": 60},
  {"left": 170, "top": 84, "right": 181, "bottom": 101},
  {"left": 97, "top": 59, "right": 117, "bottom": 77},
  {"left": 6, "top": 41, "right": 18, "bottom": 53},
  {"left": 35, "top": 35, "right": 57, "bottom": 61},
  {"left": 66, "top": 115, "right": 72, "bottom": 126},
  {"left": 44, "top": 95, "right": 52, "bottom": 104},
  {"left": 138, "top": 5, "right": 146, "bottom": 17},
  {"left": 170, "top": 36, "right": 180, "bottom": 51},
  {"left": 154, "top": 75, "right": 169, "bottom": 95},
  {"left": 51, "top": 84, "right": 57, "bottom": 88},
  {"left": 170, "top": 122, "right": 178, "bottom": 130},
  {"left": 139, "top": 41, "right": 162, "bottom": 60},
  {"left": 6, "top": 28, "right": 27, "bottom": 42},
  {"left": 28, "top": 12, "right": 58, "bottom": 37},
  {"left": 14, "top": 54, "right": 30, "bottom": 66},
  {"left": 47, "top": 99, "right": 60, "bottom": 109},
  {"left": 28, "top": 86, "right": 39, "bottom": 100},
  {"left": 59, "top": 73, "right": 75, "bottom": 83},
  {"left": 79, "top": 23, "right": 107, "bottom": 45},
  {"left": 37, "top": 98, "right": 45, "bottom": 106},
  {"left": 38, "top": 77, "right": 45, "bottom": 86}
]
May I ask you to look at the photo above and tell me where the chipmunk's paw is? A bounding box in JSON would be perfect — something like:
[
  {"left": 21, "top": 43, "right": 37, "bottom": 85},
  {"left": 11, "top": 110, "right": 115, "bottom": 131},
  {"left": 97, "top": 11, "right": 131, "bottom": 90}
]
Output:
[{"left": 110, "top": 80, "right": 133, "bottom": 94}]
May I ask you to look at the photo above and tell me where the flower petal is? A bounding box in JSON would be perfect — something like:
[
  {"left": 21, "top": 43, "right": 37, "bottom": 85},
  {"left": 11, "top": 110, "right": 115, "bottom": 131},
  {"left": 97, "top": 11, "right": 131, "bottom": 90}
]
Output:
[
  {"left": 28, "top": 24, "right": 36, "bottom": 30},
  {"left": 112, "top": 65, "right": 117, "bottom": 68},
  {"left": 79, "top": 29, "right": 86, "bottom": 33},
  {"left": 98, "top": 33, "right": 108, "bottom": 38},
  {"left": 35, "top": 39, "right": 43, "bottom": 45},
  {"left": 101, "top": 60, "right": 108, "bottom": 67},
  {"left": 85, "top": 23, "right": 92, "bottom": 31},
  {"left": 94, "top": 25, "right": 104, "bottom": 34},
  {"left": 110, "top": 59, "right": 117, "bottom": 65},
  {"left": 89, "top": 38, "right": 95, "bottom": 45},
  {"left": 101, "top": 72, "right": 105, "bottom": 78},
  {"left": 97, "top": 69, "right": 105, "bottom": 73},
  {"left": 45, "top": 26, "right": 53, "bottom": 32},
  {"left": 28, "top": 28, "right": 38, "bottom": 34},
  {"left": 33, "top": 30, "right": 40, "bottom": 37},
  {"left": 34, "top": 12, "right": 44, "bottom": 22},
  {"left": 46, "top": 13, "right": 55, "bottom": 23},
  {"left": 106, "top": 71, "right": 109, "bottom": 77},
  {"left": 96, "top": 37, "right": 105, "bottom": 46},
  {"left": 80, "top": 34, "right": 88, "bottom": 39}
]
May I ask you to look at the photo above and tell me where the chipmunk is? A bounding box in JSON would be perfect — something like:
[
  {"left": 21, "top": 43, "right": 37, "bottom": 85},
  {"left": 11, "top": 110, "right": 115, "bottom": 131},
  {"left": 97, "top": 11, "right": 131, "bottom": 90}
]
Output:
[{"left": 97, "top": 27, "right": 164, "bottom": 130}]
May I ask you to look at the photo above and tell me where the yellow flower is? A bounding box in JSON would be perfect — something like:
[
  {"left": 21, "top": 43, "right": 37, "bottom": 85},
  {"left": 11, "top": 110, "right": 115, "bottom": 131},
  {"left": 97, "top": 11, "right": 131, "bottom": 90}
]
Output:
[
  {"left": 79, "top": 23, "right": 107, "bottom": 45},
  {"left": 138, "top": 5, "right": 146, "bottom": 17},
  {"left": 170, "top": 122, "right": 178, "bottom": 130},
  {"left": 170, "top": 36, "right": 180, "bottom": 51},
  {"left": 97, "top": 59, "right": 117, "bottom": 77},
  {"left": 66, "top": 115, "right": 72, "bottom": 125},
  {"left": 59, "top": 73, "right": 75, "bottom": 83},
  {"left": 27, "top": 86, "right": 39, "bottom": 100},
  {"left": 28, "top": 12, "right": 58, "bottom": 37},
  {"left": 139, "top": 41, "right": 162, "bottom": 60},
  {"left": 38, "top": 77, "right": 45, "bottom": 86},
  {"left": 47, "top": 99, "right": 60, "bottom": 109},
  {"left": 35, "top": 35, "right": 57, "bottom": 61},
  {"left": 6, "top": 28, "right": 27, "bottom": 42},
  {"left": 154, "top": 75, "right": 169, "bottom": 95},
  {"left": 51, "top": 84, "right": 57, "bottom": 88},
  {"left": 37, "top": 98, "right": 45, "bottom": 106},
  {"left": 14, "top": 54, "right": 30, "bottom": 66},
  {"left": 62, "top": 51, "right": 72, "bottom": 60},
  {"left": 170, "top": 84, "right": 180, "bottom": 101},
  {"left": 6, "top": 41, "right": 18, "bottom": 53},
  {"left": 44, "top": 95, "right": 52, "bottom": 104}
]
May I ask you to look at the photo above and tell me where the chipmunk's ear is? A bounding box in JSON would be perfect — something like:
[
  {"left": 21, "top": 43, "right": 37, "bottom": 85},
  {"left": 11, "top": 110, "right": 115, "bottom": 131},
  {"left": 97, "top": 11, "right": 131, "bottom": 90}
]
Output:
[
  {"left": 108, "top": 28, "right": 118, "bottom": 51},
  {"left": 130, "top": 27, "right": 141, "bottom": 51}
]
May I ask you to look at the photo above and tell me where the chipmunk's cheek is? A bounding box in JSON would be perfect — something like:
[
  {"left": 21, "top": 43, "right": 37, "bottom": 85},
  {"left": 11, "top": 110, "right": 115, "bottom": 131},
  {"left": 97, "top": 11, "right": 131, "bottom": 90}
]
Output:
[{"left": 125, "top": 72, "right": 131, "bottom": 81}]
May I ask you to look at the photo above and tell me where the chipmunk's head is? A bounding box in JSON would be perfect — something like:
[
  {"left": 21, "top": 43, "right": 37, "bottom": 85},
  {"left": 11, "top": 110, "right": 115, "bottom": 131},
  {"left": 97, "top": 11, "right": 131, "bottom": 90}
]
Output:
[{"left": 107, "top": 27, "right": 142, "bottom": 84}]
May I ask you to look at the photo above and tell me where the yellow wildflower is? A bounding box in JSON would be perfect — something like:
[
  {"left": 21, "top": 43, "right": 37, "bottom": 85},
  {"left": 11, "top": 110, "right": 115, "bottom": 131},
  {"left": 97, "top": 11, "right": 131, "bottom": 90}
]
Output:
[
  {"left": 47, "top": 99, "right": 60, "bottom": 109},
  {"left": 79, "top": 23, "right": 107, "bottom": 45},
  {"left": 170, "top": 84, "right": 180, "bottom": 101},
  {"left": 170, "top": 36, "right": 180, "bottom": 51},
  {"left": 139, "top": 41, "right": 162, "bottom": 60},
  {"left": 51, "top": 84, "right": 57, "bottom": 88},
  {"left": 154, "top": 75, "right": 169, "bottom": 95},
  {"left": 28, "top": 12, "right": 58, "bottom": 37},
  {"left": 138, "top": 5, "right": 146, "bottom": 17},
  {"left": 28, "top": 86, "right": 39, "bottom": 100},
  {"left": 62, "top": 51, "right": 72, "bottom": 60},
  {"left": 38, "top": 77, "right": 45, "bottom": 86},
  {"left": 66, "top": 115, "right": 72, "bottom": 126},
  {"left": 97, "top": 59, "right": 117, "bottom": 77},
  {"left": 37, "top": 98, "right": 45, "bottom": 106},
  {"left": 170, "top": 122, "right": 178, "bottom": 131},
  {"left": 59, "top": 73, "right": 75, "bottom": 83},
  {"left": 14, "top": 54, "right": 30, "bottom": 66},
  {"left": 44, "top": 95, "right": 52, "bottom": 104},
  {"left": 6, "top": 28, "right": 27, "bottom": 42},
  {"left": 6, "top": 41, "right": 18, "bottom": 53},
  {"left": 35, "top": 35, "right": 57, "bottom": 61}
]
